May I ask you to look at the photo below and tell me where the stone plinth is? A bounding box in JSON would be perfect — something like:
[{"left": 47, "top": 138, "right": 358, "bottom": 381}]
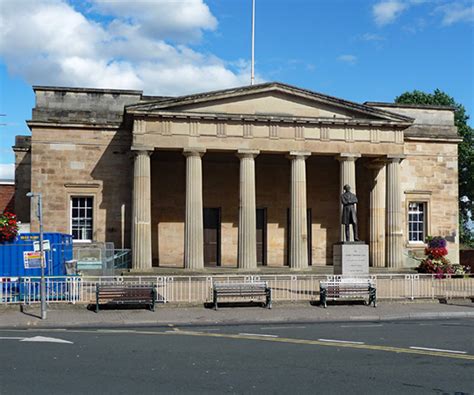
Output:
[{"left": 333, "top": 242, "right": 369, "bottom": 276}]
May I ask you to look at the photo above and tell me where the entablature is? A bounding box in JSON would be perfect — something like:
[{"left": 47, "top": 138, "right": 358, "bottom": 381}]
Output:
[{"left": 132, "top": 113, "right": 406, "bottom": 156}]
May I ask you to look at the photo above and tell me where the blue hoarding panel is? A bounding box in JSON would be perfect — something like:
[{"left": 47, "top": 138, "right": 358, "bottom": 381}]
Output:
[{"left": 0, "top": 233, "right": 73, "bottom": 277}]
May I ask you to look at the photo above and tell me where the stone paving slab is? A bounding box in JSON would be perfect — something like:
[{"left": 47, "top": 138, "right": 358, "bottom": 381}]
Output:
[{"left": 0, "top": 301, "right": 473, "bottom": 329}]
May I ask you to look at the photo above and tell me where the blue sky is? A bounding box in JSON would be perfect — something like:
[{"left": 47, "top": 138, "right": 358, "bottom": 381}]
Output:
[{"left": 1, "top": 0, "right": 473, "bottom": 179}]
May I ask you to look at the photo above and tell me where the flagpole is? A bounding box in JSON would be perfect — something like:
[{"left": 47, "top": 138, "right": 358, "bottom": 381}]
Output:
[{"left": 251, "top": 0, "right": 255, "bottom": 85}]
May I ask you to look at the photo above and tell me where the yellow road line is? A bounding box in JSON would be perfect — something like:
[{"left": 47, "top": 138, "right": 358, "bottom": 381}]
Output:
[
  {"left": 2, "top": 328, "right": 473, "bottom": 361},
  {"left": 159, "top": 330, "right": 474, "bottom": 361}
]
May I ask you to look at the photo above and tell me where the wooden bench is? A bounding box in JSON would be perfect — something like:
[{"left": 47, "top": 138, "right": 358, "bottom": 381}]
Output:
[
  {"left": 319, "top": 279, "right": 376, "bottom": 308},
  {"left": 96, "top": 284, "right": 156, "bottom": 312},
  {"left": 213, "top": 281, "right": 272, "bottom": 310}
]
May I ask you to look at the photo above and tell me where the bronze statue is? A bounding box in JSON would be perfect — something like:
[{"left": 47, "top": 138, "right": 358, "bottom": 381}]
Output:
[{"left": 341, "top": 184, "right": 359, "bottom": 242}]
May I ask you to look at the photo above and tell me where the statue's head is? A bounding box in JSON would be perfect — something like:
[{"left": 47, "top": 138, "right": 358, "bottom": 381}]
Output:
[{"left": 343, "top": 184, "right": 351, "bottom": 192}]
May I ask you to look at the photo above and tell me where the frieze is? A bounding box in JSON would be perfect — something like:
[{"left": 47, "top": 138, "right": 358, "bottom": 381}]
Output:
[{"left": 142, "top": 116, "right": 406, "bottom": 149}]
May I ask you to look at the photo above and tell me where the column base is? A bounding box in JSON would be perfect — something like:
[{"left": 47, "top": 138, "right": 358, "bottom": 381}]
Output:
[
  {"left": 335, "top": 241, "right": 366, "bottom": 245},
  {"left": 237, "top": 267, "right": 261, "bottom": 272},
  {"left": 289, "top": 267, "right": 312, "bottom": 272},
  {"left": 128, "top": 268, "right": 157, "bottom": 274}
]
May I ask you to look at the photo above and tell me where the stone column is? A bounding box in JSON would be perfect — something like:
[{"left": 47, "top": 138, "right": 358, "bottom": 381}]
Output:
[
  {"left": 386, "top": 156, "right": 404, "bottom": 268},
  {"left": 132, "top": 149, "right": 153, "bottom": 270},
  {"left": 289, "top": 152, "right": 311, "bottom": 269},
  {"left": 183, "top": 149, "right": 205, "bottom": 270},
  {"left": 367, "top": 161, "right": 386, "bottom": 267},
  {"left": 336, "top": 153, "right": 360, "bottom": 241},
  {"left": 237, "top": 150, "right": 259, "bottom": 270}
]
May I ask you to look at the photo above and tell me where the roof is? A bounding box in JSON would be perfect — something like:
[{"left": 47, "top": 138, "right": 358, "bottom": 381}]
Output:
[
  {"left": 33, "top": 85, "right": 143, "bottom": 95},
  {"left": 126, "top": 81, "right": 414, "bottom": 123},
  {"left": 365, "top": 101, "right": 456, "bottom": 111}
]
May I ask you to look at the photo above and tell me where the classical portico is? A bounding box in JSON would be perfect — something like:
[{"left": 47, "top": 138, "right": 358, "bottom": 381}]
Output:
[{"left": 128, "top": 82, "right": 412, "bottom": 270}]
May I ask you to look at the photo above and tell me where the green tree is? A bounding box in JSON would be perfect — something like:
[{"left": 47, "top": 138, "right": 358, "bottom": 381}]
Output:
[{"left": 395, "top": 89, "right": 474, "bottom": 247}]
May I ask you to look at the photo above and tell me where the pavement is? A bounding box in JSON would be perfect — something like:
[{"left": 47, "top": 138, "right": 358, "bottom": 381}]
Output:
[{"left": 1, "top": 299, "right": 473, "bottom": 329}]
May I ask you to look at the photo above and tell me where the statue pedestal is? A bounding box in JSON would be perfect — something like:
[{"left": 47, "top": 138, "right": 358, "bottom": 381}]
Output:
[{"left": 333, "top": 242, "right": 369, "bottom": 276}]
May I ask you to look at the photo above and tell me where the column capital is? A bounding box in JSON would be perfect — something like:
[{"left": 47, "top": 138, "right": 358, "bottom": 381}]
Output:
[
  {"left": 236, "top": 149, "right": 259, "bottom": 159},
  {"left": 131, "top": 146, "right": 154, "bottom": 155},
  {"left": 183, "top": 148, "right": 206, "bottom": 157},
  {"left": 287, "top": 151, "right": 311, "bottom": 160},
  {"left": 386, "top": 154, "right": 406, "bottom": 163},
  {"left": 335, "top": 153, "right": 361, "bottom": 162}
]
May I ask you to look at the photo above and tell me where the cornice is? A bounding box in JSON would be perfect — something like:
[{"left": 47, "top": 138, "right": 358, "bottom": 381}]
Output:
[
  {"left": 27, "top": 120, "right": 121, "bottom": 130},
  {"left": 404, "top": 136, "right": 463, "bottom": 143},
  {"left": 130, "top": 110, "right": 412, "bottom": 129}
]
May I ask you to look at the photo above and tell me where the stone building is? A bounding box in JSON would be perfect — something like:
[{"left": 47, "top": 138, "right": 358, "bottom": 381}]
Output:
[{"left": 14, "top": 82, "right": 461, "bottom": 271}]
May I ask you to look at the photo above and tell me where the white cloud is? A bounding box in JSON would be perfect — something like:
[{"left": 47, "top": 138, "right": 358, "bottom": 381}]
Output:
[
  {"left": 372, "top": 0, "right": 473, "bottom": 28},
  {"left": 373, "top": 0, "right": 408, "bottom": 25},
  {"left": 90, "top": 0, "right": 217, "bottom": 42},
  {"left": 337, "top": 55, "right": 357, "bottom": 65},
  {"left": 0, "top": 0, "right": 251, "bottom": 96},
  {"left": 435, "top": 3, "right": 474, "bottom": 26},
  {"left": 0, "top": 164, "right": 14, "bottom": 181},
  {"left": 360, "top": 33, "right": 385, "bottom": 41}
]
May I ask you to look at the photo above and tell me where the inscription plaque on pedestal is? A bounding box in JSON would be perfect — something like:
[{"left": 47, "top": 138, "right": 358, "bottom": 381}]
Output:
[{"left": 333, "top": 243, "right": 369, "bottom": 276}]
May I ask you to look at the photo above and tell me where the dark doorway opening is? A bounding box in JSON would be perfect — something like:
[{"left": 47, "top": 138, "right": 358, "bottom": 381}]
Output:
[
  {"left": 204, "top": 208, "right": 221, "bottom": 267},
  {"left": 256, "top": 208, "right": 267, "bottom": 266}
]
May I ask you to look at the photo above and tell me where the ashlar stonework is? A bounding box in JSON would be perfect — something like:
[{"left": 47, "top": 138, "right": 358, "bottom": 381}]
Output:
[{"left": 15, "top": 82, "right": 460, "bottom": 270}]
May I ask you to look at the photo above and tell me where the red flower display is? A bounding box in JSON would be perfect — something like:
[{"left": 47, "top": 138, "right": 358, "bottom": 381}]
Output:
[
  {"left": 416, "top": 236, "right": 467, "bottom": 276},
  {"left": 0, "top": 212, "right": 19, "bottom": 242},
  {"left": 424, "top": 247, "right": 448, "bottom": 259}
]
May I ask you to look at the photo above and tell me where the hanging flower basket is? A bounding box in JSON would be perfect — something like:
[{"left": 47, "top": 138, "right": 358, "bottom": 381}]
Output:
[{"left": 0, "top": 212, "right": 19, "bottom": 243}]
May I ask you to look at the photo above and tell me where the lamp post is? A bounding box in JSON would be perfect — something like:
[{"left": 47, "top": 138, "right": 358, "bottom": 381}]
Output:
[{"left": 26, "top": 192, "right": 46, "bottom": 320}]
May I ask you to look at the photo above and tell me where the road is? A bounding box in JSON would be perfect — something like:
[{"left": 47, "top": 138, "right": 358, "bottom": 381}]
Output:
[{"left": 1, "top": 319, "right": 473, "bottom": 394}]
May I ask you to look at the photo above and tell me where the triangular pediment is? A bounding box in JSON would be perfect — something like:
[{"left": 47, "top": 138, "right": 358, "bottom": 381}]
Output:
[{"left": 127, "top": 82, "right": 412, "bottom": 123}]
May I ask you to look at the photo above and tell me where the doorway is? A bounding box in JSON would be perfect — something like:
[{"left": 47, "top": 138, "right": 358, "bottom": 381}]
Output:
[
  {"left": 203, "top": 208, "right": 221, "bottom": 267},
  {"left": 256, "top": 208, "right": 267, "bottom": 266}
]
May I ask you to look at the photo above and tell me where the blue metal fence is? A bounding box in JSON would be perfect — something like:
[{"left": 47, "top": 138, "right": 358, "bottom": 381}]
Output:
[{"left": 0, "top": 233, "right": 73, "bottom": 277}]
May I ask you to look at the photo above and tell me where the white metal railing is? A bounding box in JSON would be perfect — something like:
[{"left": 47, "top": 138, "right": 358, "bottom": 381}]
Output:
[{"left": 1, "top": 274, "right": 473, "bottom": 305}]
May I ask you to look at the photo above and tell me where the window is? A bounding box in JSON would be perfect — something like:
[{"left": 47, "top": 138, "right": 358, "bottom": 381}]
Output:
[
  {"left": 408, "top": 202, "right": 426, "bottom": 243},
  {"left": 71, "top": 197, "right": 93, "bottom": 241}
]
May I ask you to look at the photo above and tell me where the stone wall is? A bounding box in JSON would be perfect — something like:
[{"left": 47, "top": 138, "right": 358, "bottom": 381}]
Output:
[
  {"left": 401, "top": 141, "right": 459, "bottom": 264},
  {"left": 27, "top": 87, "right": 145, "bottom": 247},
  {"left": 32, "top": 87, "right": 142, "bottom": 124},
  {"left": 29, "top": 127, "right": 133, "bottom": 248}
]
